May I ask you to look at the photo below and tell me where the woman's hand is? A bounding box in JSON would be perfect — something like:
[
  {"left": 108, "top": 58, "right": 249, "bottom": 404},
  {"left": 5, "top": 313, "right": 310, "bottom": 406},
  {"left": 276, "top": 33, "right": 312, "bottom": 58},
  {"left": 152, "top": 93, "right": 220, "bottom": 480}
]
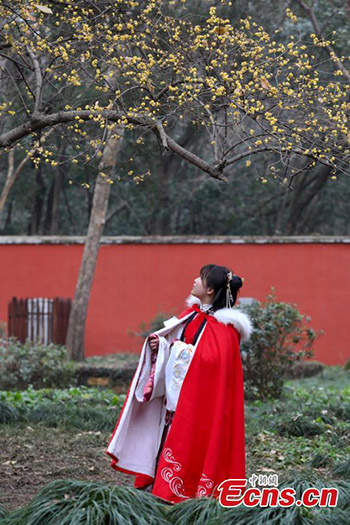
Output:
[{"left": 148, "top": 333, "right": 159, "bottom": 352}]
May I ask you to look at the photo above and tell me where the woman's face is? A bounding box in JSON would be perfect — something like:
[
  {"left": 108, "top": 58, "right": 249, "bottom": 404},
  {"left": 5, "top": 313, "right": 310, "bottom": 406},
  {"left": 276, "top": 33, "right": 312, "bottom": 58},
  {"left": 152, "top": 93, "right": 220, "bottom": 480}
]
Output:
[{"left": 191, "top": 276, "right": 214, "bottom": 302}]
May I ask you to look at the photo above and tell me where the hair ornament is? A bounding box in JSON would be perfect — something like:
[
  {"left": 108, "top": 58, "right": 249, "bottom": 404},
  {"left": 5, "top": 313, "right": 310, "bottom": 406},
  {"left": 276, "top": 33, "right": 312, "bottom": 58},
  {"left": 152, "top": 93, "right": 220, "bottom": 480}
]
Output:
[{"left": 226, "top": 271, "right": 234, "bottom": 308}]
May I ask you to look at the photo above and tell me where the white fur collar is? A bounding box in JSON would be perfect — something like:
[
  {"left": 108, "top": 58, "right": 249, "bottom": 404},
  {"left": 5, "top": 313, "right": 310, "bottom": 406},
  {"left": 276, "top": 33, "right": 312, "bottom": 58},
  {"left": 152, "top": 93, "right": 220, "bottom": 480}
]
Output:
[{"left": 185, "top": 295, "right": 253, "bottom": 343}]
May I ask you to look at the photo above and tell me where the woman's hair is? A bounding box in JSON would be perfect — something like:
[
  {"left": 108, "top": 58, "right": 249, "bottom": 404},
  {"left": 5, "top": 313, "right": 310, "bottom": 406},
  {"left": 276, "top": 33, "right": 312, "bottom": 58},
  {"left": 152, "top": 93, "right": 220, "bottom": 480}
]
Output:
[{"left": 200, "top": 264, "right": 243, "bottom": 311}]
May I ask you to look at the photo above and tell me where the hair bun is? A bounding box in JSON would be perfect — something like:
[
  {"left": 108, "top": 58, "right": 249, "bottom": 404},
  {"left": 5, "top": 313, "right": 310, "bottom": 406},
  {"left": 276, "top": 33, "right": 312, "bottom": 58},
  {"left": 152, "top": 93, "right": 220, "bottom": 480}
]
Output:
[{"left": 231, "top": 275, "right": 243, "bottom": 291}]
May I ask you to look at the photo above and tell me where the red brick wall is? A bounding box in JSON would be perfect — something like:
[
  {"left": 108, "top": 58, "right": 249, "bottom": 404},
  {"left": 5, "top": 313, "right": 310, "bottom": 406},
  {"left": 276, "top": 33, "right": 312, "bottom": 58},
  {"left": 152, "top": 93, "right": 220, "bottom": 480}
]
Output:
[{"left": 0, "top": 237, "right": 348, "bottom": 366}]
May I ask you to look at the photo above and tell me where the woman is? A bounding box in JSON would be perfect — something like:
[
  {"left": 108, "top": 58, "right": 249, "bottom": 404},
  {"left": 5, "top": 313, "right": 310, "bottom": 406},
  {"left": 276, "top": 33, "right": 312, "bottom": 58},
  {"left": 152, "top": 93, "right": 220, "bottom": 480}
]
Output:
[{"left": 106, "top": 264, "right": 252, "bottom": 504}]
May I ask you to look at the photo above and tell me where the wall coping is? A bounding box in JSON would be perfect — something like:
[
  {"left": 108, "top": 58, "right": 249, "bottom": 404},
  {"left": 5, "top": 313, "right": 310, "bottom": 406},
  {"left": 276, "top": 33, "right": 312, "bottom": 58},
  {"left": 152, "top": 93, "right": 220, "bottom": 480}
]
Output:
[{"left": 0, "top": 235, "right": 350, "bottom": 245}]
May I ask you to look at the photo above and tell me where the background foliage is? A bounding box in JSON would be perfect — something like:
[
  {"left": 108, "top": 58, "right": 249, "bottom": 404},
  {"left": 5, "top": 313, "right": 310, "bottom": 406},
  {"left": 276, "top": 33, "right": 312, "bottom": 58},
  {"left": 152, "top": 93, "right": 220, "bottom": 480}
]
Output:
[
  {"left": 1, "top": 0, "right": 350, "bottom": 236},
  {"left": 240, "top": 290, "right": 318, "bottom": 399},
  {"left": 0, "top": 339, "right": 77, "bottom": 390}
]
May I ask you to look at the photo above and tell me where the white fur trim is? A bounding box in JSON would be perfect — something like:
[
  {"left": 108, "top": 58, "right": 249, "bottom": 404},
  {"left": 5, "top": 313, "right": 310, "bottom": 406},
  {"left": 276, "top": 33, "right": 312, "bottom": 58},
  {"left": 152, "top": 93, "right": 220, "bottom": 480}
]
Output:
[
  {"left": 185, "top": 295, "right": 253, "bottom": 342},
  {"left": 185, "top": 295, "right": 201, "bottom": 307},
  {"left": 213, "top": 308, "right": 253, "bottom": 342}
]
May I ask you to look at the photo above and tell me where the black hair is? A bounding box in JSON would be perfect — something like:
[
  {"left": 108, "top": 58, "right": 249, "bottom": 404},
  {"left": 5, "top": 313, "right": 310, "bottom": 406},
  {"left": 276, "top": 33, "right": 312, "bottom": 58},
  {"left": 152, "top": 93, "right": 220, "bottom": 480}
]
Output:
[{"left": 200, "top": 264, "right": 243, "bottom": 311}]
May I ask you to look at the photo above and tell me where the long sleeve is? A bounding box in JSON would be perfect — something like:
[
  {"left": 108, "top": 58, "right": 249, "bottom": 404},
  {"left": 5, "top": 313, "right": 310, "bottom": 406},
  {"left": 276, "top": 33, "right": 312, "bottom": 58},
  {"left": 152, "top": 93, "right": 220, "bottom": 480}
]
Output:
[
  {"left": 134, "top": 335, "right": 172, "bottom": 402},
  {"left": 141, "top": 348, "right": 158, "bottom": 401},
  {"left": 134, "top": 310, "right": 206, "bottom": 410}
]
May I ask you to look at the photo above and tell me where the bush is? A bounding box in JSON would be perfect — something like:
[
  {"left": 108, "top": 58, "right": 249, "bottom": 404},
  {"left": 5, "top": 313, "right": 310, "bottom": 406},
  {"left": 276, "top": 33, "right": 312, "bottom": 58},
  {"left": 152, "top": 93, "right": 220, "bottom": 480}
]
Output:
[
  {"left": 0, "top": 338, "right": 77, "bottom": 390},
  {"left": 240, "top": 289, "right": 320, "bottom": 400}
]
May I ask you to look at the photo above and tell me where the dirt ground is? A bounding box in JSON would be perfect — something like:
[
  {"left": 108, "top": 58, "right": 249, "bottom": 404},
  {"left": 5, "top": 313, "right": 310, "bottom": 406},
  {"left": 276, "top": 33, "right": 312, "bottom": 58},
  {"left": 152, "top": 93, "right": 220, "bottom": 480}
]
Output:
[{"left": 0, "top": 424, "right": 133, "bottom": 513}]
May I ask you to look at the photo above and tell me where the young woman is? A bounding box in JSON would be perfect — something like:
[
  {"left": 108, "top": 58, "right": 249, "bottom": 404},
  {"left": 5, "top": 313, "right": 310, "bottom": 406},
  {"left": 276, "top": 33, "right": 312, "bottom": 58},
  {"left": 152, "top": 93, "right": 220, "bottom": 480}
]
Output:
[{"left": 106, "top": 264, "right": 252, "bottom": 504}]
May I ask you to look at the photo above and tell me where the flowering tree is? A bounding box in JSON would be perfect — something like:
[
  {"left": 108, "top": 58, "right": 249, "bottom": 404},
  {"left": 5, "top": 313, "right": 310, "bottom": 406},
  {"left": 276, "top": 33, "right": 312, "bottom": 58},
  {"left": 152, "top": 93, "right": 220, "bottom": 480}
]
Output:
[
  {"left": 1, "top": 1, "right": 349, "bottom": 179},
  {"left": 0, "top": 0, "right": 349, "bottom": 359}
]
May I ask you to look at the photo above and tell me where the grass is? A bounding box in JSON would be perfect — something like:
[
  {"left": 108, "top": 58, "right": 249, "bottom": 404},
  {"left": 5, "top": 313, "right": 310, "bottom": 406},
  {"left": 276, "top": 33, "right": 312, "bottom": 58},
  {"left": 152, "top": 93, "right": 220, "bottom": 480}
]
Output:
[
  {"left": 0, "top": 386, "right": 124, "bottom": 431},
  {"left": 0, "top": 365, "right": 349, "bottom": 523},
  {"left": 245, "top": 366, "right": 350, "bottom": 481},
  {"left": 0, "top": 477, "right": 349, "bottom": 524},
  {"left": 0, "top": 480, "right": 170, "bottom": 525}
]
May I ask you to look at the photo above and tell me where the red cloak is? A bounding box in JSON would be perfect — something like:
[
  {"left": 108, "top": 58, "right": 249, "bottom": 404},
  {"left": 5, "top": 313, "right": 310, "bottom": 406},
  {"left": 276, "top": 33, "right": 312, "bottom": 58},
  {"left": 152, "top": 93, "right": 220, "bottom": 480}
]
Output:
[{"left": 107, "top": 300, "right": 250, "bottom": 504}]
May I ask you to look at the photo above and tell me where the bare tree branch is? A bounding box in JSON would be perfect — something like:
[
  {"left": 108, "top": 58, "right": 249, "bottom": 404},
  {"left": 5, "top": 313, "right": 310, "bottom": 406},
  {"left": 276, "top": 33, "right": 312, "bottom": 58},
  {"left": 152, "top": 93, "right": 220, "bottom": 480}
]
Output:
[
  {"left": 26, "top": 46, "right": 43, "bottom": 116},
  {"left": 156, "top": 120, "right": 169, "bottom": 150},
  {"left": 296, "top": 0, "right": 350, "bottom": 81},
  {"left": 0, "top": 127, "right": 55, "bottom": 215},
  {"left": 0, "top": 110, "right": 228, "bottom": 181}
]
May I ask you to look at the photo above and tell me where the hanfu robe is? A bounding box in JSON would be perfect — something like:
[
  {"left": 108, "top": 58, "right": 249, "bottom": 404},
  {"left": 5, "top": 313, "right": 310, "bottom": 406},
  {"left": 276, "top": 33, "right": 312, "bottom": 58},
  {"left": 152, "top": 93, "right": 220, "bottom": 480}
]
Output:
[{"left": 106, "top": 295, "right": 253, "bottom": 504}]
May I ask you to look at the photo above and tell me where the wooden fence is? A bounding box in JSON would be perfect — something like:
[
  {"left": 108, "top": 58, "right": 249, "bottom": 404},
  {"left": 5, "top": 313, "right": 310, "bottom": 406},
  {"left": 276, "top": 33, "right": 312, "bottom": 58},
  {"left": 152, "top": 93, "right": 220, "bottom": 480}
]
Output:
[{"left": 8, "top": 297, "right": 71, "bottom": 345}]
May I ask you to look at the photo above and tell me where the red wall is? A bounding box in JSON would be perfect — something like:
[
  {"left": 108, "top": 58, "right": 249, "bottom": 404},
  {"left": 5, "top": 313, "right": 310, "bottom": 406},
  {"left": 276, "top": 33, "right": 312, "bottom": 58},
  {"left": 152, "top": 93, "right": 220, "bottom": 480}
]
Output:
[{"left": 0, "top": 238, "right": 349, "bottom": 366}]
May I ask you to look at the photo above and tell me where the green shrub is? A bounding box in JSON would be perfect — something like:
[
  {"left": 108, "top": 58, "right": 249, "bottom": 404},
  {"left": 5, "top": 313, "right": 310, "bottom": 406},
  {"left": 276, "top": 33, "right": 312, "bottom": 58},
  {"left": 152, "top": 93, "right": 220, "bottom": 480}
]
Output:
[
  {"left": 0, "top": 339, "right": 77, "bottom": 390},
  {"left": 0, "top": 321, "right": 6, "bottom": 338},
  {"left": 240, "top": 289, "right": 319, "bottom": 400}
]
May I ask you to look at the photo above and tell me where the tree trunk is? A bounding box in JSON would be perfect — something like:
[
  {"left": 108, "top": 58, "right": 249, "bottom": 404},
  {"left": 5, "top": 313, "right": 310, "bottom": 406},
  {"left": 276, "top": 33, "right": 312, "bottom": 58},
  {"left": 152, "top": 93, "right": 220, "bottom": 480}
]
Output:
[
  {"left": 0, "top": 150, "right": 15, "bottom": 223},
  {"left": 4, "top": 199, "right": 13, "bottom": 231},
  {"left": 283, "top": 165, "right": 331, "bottom": 234},
  {"left": 50, "top": 139, "right": 66, "bottom": 235},
  {"left": 43, "top": 174, "right": 55, "bottom": 234},
  {"left": 66, "top": 126, "right": 124, "bottom": 361},
  {"left": 0, "top": 128, "right": 54, "bottom": 221},
  {"left": 27, "top": 162, "right": 46, "bottom": 235}
]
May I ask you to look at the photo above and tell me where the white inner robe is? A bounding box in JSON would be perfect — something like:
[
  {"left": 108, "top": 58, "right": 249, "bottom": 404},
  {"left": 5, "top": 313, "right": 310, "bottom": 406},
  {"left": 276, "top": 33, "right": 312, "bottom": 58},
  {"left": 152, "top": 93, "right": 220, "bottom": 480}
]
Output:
[{"left": 107, "top": 307, "right": 209, "bottom": 477}]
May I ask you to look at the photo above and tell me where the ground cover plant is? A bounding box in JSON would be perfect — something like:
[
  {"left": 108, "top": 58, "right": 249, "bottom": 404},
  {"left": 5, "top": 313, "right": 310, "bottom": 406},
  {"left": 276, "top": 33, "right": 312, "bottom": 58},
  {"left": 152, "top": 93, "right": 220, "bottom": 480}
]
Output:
[
  {"left": 0, "top": 386, "right": 122, "bottom": 430},
  {"left": 0, "top": 366, "right": 349, "bottom": 523}
]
